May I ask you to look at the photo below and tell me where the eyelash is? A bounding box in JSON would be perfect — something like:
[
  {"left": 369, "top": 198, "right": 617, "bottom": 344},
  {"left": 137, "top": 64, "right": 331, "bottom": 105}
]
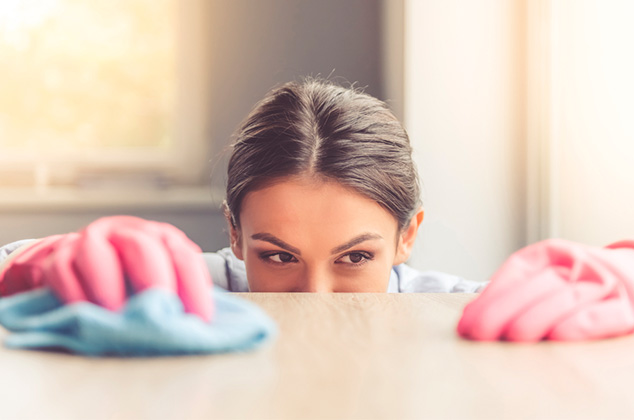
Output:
[
  {"left": 258, "top": 251, "right": 374, "bottom": 268},
  {"left": 335, "top": 251, "right": 373, "bottom": 268}
]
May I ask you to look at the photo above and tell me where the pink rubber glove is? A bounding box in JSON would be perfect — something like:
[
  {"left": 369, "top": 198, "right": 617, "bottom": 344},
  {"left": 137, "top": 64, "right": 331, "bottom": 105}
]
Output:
[
  {"left": 0, "top": 216, "right": 214, "bottom": 322},
  {"left": 457, "top": 238, "right": 634, "bottom": 342}
]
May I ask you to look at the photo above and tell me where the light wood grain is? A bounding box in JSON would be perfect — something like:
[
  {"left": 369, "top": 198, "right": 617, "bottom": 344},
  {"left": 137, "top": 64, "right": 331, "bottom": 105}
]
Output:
[{"left": 2, "top": 293, "right": 634, "bottom": 420}]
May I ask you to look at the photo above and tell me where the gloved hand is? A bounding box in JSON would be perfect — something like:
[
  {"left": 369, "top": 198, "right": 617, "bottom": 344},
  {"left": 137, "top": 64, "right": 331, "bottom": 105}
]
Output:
[
  {"left": 457, "top": 238, "right": 634, "bottom": 342},
  {"left": 0, "top": 216, "right": 213, "bottom": 322}
]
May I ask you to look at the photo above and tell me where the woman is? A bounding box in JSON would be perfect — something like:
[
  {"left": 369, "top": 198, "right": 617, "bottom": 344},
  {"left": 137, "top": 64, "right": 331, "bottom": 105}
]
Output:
[
  {"left": 0, "top": 78, "right": 484, "bottom": 320},
  {"left": 209, "top": 77, "right": 483, "bottom": 294}
]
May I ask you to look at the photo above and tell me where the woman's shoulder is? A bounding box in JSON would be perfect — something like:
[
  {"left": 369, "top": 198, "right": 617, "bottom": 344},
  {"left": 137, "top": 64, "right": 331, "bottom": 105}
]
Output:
[
  {"left": 0, "top": 239, "right": 37, "bottom": 263},
  {"left": 202, "top": 247, "right": 249, "bottom": 292},
  {"left": 390, "top": 263, "right": 486, "bottom": 293}
]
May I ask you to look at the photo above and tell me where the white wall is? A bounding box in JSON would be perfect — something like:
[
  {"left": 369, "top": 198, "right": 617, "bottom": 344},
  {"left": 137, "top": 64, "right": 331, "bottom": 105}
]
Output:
[
  {"left": 403, "top": 0, "right": 526, "bottom": 282},
  {"left": 549, "top": 0, "right": 634, "bottom": 246}
]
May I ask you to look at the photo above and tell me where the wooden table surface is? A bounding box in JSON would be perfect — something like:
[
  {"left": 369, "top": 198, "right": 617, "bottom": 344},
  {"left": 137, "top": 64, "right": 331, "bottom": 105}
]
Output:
[{"left": 2, "top": 293, "right": 634, "bottom": 420}]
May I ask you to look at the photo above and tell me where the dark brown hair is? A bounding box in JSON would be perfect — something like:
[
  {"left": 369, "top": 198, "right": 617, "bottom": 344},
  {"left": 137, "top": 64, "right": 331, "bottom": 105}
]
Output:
[{"left": 225, "top": 77, "right": 421, "bottom": 232}]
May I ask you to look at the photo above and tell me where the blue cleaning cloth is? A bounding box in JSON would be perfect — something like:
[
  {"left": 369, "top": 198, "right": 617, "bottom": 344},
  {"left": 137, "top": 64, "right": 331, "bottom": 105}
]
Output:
[{"left": 0, "top": 286, "right": 277, "bottom": 356}]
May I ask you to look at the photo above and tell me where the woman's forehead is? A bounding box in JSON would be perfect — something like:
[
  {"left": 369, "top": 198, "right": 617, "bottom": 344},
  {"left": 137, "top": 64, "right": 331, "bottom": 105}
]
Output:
[{"left": 239, "top": 176, "right": 398, "bottom": 242}]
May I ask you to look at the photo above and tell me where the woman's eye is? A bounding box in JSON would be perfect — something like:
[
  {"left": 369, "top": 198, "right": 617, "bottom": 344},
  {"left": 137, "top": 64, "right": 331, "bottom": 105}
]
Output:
[
  {"left": 337, "top": 252, "right": 373, "bottom": 266},
  {"left": 263, "top": 252, "right": 297, "bottom": 264}
]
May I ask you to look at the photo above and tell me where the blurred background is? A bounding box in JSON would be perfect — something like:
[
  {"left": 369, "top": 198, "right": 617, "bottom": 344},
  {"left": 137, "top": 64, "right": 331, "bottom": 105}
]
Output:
[{"left": 1, "top": 0, "right": 633, "bottom": 282}]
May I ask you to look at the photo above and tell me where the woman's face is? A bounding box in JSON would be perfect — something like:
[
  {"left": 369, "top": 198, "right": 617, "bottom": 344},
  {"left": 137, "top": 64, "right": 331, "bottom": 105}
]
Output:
[{"left": 229, "top": 176, "right": 423, "bottom": 292}]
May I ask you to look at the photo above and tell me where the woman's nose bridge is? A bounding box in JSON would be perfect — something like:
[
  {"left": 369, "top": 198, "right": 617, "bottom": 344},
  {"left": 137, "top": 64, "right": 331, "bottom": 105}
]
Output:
[{"left": 300, "top": 263, "right": 333, "bottom": 292}]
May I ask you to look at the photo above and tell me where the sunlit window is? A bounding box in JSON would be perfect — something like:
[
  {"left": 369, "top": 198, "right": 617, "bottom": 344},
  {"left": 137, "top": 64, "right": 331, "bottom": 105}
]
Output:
[
  {"left": 0, "top": 0, "right": 207, "bottom": 187},
  {"left": 0, "top": 0, "right": 176, "bottom": 151}
]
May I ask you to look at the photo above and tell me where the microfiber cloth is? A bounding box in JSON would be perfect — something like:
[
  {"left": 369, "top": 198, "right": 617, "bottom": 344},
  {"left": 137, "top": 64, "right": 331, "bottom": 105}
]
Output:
[{"left": 0, "top": 286, "right": 277, "bottom": 356}]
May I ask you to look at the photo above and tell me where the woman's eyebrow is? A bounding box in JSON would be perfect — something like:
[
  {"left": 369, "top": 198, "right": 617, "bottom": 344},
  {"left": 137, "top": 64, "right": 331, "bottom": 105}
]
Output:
[
  {"left": 330, "top": 233, "right": 383, "bottom": 255},
  {"left": 251, "top": 233, "right": 301, "bottom": 255}
]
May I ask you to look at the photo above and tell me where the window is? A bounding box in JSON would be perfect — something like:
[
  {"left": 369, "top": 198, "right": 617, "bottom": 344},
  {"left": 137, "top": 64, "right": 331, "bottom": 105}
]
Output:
[{"left": 0, "top": 0, "right": 210, "bottom": 188}]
